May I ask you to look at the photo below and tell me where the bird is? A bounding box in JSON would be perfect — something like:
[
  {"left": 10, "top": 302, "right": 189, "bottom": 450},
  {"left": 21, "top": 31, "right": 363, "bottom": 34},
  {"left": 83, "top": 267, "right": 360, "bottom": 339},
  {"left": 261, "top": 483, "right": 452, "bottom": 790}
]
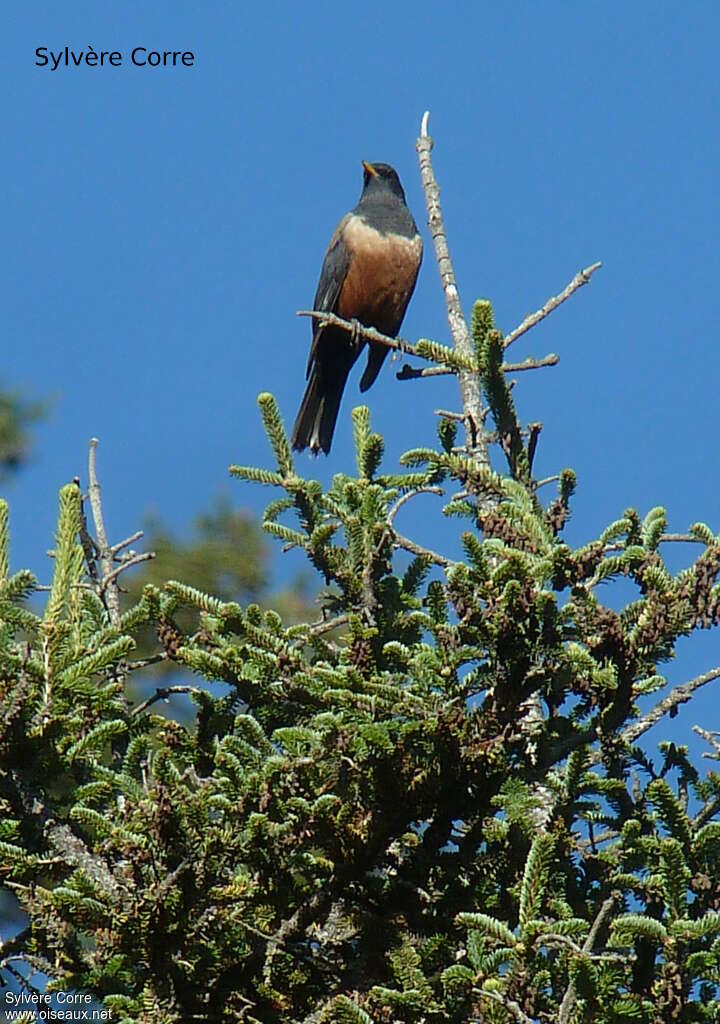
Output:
[{"left": 291, "top": 161, "right": 423, "bottom": 454}]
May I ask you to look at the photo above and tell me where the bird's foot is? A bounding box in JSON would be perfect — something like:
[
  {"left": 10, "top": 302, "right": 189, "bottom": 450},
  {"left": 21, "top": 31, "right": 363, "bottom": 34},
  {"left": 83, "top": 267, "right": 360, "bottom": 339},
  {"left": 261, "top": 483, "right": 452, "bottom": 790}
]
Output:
[{"left": 350, "top": 318, "right": 362, "bottom": 349}]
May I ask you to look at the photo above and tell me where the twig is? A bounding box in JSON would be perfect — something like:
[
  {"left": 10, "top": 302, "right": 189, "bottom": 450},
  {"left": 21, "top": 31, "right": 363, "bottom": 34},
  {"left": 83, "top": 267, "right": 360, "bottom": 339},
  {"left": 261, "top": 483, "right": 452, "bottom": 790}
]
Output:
[
  {"left": 527, "top": 422, "right": 542, "bottom": 474},
  {"left": 535, "top": 474, "right": 560, "bottom": 488},
  {"left": 301, "top": 304, "right": 560, "bottom": 385},
  {"left": 387, "top": 486, "right": 444, "bottom": 529},
  {"left": 504, "top": 353, "right": 559, "bottom": 372},
  {"left": 0, "top": 928, "right": 30, "bottom": 961},
  {"left": 264, "top": 891, "right": 330, "bottom": 983},
  {"left": 503, "top": 262, "right": 602, "bottom": 350},
  {"left": 416, "top": 111, "right": 489, "bottom": 468},
  {"left": 397, "top": 353, "right": 559, "bottom": 380},
  {"left": 693, "top": 792, "right": 720, "bottom": 829},
  {"left": 132, "top": 684, "right": 202, "bottom": 717},
  {"left": 111, "top": 529, "right": 144, "bottom": 556},
  {"left": 100, "top": 550, "right": 155, "bottom": 591},
  {"left": 603, "top": 534, "right": 705, "bottom": 554},
  {"left": 0, "top": 957, "right": 46, "bottom": 996},
  {"left": 693, "top": 724, "right": 720, "bottom": 760},
  {"left": 308, "top": 613, "right": 350, "bottom": 637},
  {"left": 297, "top": 309, "right": 418, "bottom": 356},
  {"left": 397, "top": 363, "right": 451, "bottom": 379},
  {"left": 434, "top": 409, "right": 466, "bottom": 421},
  {"left": 127, "top": 653, "right": 169, "bottom": 672},
  {"left": 88, "top": 439, "right": 120, "bottom": 625},
  {"left": 76, "top": 476, "right": 100, "bottom": 583},
  {"left": 577, "top": 828, "right": 619, "bottom": 851},
  {"left": 391, "top": 529, "right": 455, "bottom": 568},
  {"left": 472, "top": 987, "right": 535, "bottom": 1024},
  {"left": 621, "top": 666, "right": 720, "bottom": 745},
  {"left": 658, "top": 533, "right": 706, "bottom": 544},
  {"left": 11, "top": 770, "right": 124, "bottom": 899},
  {"left": 558, "top": 894, "right": 619, "bottom": 1024}
]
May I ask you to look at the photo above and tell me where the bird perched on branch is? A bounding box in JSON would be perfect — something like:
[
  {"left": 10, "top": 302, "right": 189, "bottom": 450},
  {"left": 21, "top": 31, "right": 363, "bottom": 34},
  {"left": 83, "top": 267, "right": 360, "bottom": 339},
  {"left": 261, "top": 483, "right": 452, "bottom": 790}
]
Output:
[{"left": 291, "top": 161, "right": 423, "bottom": 454}]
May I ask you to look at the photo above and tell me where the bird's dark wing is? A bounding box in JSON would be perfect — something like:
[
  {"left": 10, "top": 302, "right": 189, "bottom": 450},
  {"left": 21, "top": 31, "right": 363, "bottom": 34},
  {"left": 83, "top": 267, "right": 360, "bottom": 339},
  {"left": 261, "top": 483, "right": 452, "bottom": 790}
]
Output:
[{"left": 305, "top": 215, "right": 352, "bottom": 379}]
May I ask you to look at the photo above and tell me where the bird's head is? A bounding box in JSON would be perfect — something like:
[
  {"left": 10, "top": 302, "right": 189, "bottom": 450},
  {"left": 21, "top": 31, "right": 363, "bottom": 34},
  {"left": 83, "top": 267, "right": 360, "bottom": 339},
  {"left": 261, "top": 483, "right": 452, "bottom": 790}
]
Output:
[{"left": 360, "top": 161, "right": 407, "bottom": 203}]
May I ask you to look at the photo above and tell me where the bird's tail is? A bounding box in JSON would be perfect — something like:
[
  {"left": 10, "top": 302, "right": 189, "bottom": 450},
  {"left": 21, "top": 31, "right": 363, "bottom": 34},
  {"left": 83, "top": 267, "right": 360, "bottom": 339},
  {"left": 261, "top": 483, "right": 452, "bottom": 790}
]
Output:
[{"left": 290, "top": 370, "right": 345, "bottom": 454}]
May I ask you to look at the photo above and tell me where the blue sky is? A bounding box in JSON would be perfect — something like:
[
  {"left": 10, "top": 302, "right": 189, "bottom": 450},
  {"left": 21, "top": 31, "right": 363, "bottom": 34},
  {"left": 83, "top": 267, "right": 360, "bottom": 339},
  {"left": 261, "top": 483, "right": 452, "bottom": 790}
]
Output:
[{"left": 3, "top": 3, "right": 719, "bottom": 754}]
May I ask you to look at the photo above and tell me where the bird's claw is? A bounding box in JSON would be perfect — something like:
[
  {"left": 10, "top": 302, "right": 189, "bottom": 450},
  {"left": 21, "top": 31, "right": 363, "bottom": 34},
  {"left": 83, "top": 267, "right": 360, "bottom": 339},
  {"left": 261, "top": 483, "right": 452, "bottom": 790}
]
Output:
[{"left": 350, "top": 318, "right": 362, "bottom": 349}]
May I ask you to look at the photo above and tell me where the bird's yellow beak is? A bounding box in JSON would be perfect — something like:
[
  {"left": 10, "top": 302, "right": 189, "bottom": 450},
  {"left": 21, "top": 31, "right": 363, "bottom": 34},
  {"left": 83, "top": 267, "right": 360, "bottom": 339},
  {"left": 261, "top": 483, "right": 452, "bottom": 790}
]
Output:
[{"left": 362, "top": 161, "right": 378, "bottom": 177}]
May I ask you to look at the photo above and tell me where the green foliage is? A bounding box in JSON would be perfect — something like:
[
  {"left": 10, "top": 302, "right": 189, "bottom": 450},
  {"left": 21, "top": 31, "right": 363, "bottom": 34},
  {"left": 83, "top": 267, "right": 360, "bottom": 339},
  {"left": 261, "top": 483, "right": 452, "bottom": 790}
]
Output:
[
  {"left": 1, "top": 299, "right": 720, "bottom": 1024},
  {"left": 0, "top": 383, "right": 46, "bottom": 478},
  {"left": 121, "top": 496, "right": 315, "bottom": 676}
]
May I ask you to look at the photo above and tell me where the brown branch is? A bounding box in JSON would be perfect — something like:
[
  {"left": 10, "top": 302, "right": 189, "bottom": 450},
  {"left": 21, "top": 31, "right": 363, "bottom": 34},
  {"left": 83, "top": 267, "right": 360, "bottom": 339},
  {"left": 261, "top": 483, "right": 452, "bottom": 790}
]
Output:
[
  {"left": 693, "top": 724, "right": 720, "bottom": 760},
  {"left": 659, "top": 533, "right": 707, "bottom": 544},
  {"left": 503, "top": 262, "right": 602, "bottom": 350},
  {"left": 307, "top": 613, "right": 349, "bottom": 637},
  {"left": 504, "top": 353, "right": 559, "bottom": 372},
  {"left": 622, "top": 666, "right": 720, "bottom": 745},
  {"left": 397, "top": 353, "right": 559, "bottom": 380},
  {"left": 297, "top": 309, "right": 418, "bottom": 357},
  {"left": 397, "top": 363, "right": 451, "bottom": 379},
  {"left": 131, "top": 684, "right": 202, "bottom": 718},
  {"left": 264, "top": 891, "right": 331, "bottom": 983},
  {"left": 100, "top": 550, "right": 155, "bottom": 592},
  {"left": 527, "top": 422, "right": 542, "bottom": 474},
  {"left": 11, "top": 770, "right": 124, "bottom": 899},
  {"left": 558, "top": 894, "right": 619, "bottom": 1024},
  {"left": 471, "top": 988, "right": 535, "bottom": 1024},
  {"left": 0, "top": 928, "right": 30, "bottom": 961},
  {"left": 416, "top": 111, "right": 489, "bottom": 467},
  {"left": 603, "top": 534, "right": 706, "bottom": 554},
  {"left": 391, "top": 529, "right": 455, "bottom": 569},
  {"left": 300, "top": 306, "right": 559, "bottom": 385},
  {"left": 434, "top": 408, "right": 466, "bottom": 421},
  {"left": 387, "top": 486, "right": 444, "bottom": 529},
  {"left": 127, "top": 653, "right": 169, "bottom": 672},
  {"left": 111, "top": 529, "right": 144, "bottom": 555}
]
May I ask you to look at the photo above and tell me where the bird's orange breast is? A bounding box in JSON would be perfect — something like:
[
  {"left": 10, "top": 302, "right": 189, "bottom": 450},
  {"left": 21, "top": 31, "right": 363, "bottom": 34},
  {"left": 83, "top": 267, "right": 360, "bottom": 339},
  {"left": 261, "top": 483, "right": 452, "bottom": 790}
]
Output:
[{"left": 336, "top": 218, "right": 422, "bottom": 334}]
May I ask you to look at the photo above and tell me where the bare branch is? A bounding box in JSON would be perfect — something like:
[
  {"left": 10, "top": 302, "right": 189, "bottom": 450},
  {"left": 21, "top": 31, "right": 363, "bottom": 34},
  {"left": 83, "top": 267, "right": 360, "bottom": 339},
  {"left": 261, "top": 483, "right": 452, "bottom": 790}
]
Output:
[
  {"left": 659, "top": 532, "right": 707, "bottom": 544},
  {"left": 434, "top": 408, "right": 466, "bottom": 421},
  {"left": 693, "top": 724, "right": 720, "bottom": 760},
  {"left": 622, "top": 666, "right": 720, "bottom": 745},
  {"left": 391, "top": 529, "right": 455, "bottom": 569},
  {"left": 398, "top": 353, "right": 559, "bottom": 380},
  {"left": 603, "top": 533, "right": 707, "bottom": 554},
  {"left": 100, "top": 550, "right": 155, "bottom": 592},
  {"left": 289, "top": 614, "right": 350, "bottom": 648},
  {"left": 111, "top": 529, "right": 144, "bottom": 556},
  {"left": 527, "top": 422, "right": 542, "bottom": 473},
  {"left": 472, "top": 987, "right": 535, "bottom": 1024},
  {"left": 300, "top": 307, "right": 560, "bottom": 386},
  {"left": 416, "top": 112, "right": 489, "bottom": 467},
  {"left": 503, "top": 262, "right": 602, "bottom": 350},
  {"left": 397, "top": 363, "right": 451, "bottom": 380},
  {"left": 127, "top": 652, "right": 169, "bottom": 672},
  {"left": 307, "top": 613, "right": 349, "bottom": 637},
  {"left": 264, "top": 891, "right": 331, "bottom": 983},
  {"left": 387, "top": 486, "right": 444, "bottom": 529},
  {"left": 297, "top": 309, "right": 418, "bottom": 357},
  {"left": 132, "top": 684, "right": 203, "bottom": 718},
  {"left": 88, "top": 438, "right": 120, "bottom": 625},
  {"left": 504, "top": 353, "right": 559, "bottom": 372},
  {"left": 11, "top": 770, "right": 124, "bottom": 899},
  {"left": 558, "top": 894, "right": 619, "bottom": 1024}
]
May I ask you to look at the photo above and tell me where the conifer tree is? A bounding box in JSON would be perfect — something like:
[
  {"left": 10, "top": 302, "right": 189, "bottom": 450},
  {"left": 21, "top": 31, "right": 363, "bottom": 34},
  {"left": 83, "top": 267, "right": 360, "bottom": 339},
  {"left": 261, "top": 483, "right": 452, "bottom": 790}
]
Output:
[
  {"left": 0, "top": 383, "right": 45, "bottom": 477},
  {"left": 1, "top": 116, "right": 719, "bottom": 1024}
]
